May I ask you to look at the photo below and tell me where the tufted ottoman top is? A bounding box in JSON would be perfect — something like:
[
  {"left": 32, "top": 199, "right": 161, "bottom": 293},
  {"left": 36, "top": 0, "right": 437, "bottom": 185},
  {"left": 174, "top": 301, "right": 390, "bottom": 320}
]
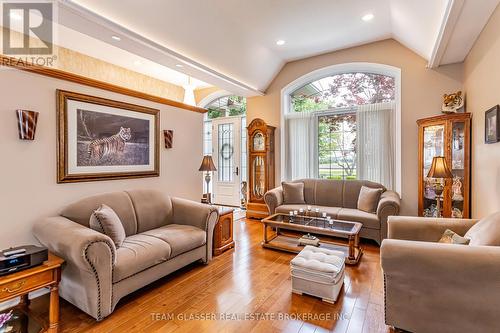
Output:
[{"left": 290, "top": 246, "right": 345, "bottom": 284}]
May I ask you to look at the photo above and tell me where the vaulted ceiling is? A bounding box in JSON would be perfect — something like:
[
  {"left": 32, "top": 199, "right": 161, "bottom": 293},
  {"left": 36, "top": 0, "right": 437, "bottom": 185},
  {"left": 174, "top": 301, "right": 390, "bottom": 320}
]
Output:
[{"left": 54, "top": 0, "right": 500, "bottom": 96}]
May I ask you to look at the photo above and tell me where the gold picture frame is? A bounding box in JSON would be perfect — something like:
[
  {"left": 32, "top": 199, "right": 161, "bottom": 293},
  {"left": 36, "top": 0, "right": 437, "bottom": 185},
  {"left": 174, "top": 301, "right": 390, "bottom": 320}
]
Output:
[{"left": 57, "top": 90, "right": 160, "bottom": 183}]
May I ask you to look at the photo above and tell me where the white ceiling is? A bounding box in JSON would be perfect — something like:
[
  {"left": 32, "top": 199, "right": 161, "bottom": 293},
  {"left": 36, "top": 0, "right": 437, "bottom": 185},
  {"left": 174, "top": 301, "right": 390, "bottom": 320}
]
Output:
[{"left": 52, "top": 0, "right": 500, "bottom": 95}]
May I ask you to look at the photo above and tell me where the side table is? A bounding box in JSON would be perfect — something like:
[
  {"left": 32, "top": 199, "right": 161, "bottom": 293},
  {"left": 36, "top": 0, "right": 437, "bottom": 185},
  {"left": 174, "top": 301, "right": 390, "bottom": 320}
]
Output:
[
  {"left": 0, "top": 253, "right": 64, "bottom": 333},
  {"left": 213, "top": 207, "right": 235, "bottom": 256}
]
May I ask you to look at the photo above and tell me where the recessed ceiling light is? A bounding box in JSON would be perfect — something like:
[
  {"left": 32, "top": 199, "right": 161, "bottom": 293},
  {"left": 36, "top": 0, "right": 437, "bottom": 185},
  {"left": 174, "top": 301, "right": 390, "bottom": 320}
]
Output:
[
  {"left": 134, "top": 60, "right": 142, "bottom": 66},
  {"left": 175, "top": 64, "right": 184, "bottom": 68},
  {"left": 276, "top": 40, "right": 286, "bottom": 46},
  {"left": 9, "top": 12, "right": 22, "bottom": 20},
  {"left": 362, "top": 13, "right": 374, "bottom": 22},
  {"left": 111, "top": 35, "right": 121, "bottom": 41}
]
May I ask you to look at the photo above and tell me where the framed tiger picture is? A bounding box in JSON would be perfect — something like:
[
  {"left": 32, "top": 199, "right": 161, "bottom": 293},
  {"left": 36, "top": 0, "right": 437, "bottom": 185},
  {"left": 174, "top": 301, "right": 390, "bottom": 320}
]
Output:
[{"left": 57, "top": 90, "right": 160, "bottom": 183}]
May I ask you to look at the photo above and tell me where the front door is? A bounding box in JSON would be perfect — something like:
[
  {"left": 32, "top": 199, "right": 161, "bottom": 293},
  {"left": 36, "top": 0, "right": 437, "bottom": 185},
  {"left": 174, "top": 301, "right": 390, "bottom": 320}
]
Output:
[{"left": 212, "top": 117, "right": 241, "bottom": 206}]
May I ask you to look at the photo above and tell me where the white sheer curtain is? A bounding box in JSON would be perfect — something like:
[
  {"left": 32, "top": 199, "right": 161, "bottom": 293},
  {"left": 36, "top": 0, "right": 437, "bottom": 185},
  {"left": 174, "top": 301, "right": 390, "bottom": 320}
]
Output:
[
  {"left": 356, "top": 102, "right": 396, "bottom": 190},
  {"left": 284, "top": 111, "right": 315, "bottom": 180}
]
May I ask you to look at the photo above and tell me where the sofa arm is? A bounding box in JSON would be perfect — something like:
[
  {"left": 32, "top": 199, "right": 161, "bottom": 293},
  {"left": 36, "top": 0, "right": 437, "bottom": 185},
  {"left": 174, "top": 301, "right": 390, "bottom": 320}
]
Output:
[
  {"left": 170, "top": 197, "right": 219, "bottom": 262},
  {"left": 381, "top": 239, "right": 500, "bottom": 332},
  {"left": 387, "top": 216, "right": 479, "bottom": 242},
  {"left": 376, "top": 190, "right": 400, "bottom": 240},
  {"left": 264, "top": 187, "right": 284, "bottom": 214},
  {"left": 33, "top": 216, "right": 115, "bottom": 320}
]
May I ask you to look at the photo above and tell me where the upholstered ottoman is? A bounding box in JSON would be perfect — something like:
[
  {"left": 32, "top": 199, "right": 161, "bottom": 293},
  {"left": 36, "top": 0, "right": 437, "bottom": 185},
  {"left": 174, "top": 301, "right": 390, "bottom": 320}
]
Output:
[{"left": 290, "top": 246, "right": 345, "bottom": 303}]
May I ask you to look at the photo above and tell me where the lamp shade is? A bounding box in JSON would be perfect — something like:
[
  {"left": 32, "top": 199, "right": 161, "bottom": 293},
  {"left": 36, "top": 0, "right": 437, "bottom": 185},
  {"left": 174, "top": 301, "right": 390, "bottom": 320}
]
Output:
[
  {"left": 427, "top": 156, "right": 453, "bottom": 179},
  {"left": 198, "top": 155, "right": 217, "bottom": 171}
]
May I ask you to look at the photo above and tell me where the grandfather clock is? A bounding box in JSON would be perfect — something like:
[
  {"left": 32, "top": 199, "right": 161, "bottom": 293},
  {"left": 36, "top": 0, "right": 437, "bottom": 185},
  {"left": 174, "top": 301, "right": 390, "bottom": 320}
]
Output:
[{"left": 246, "top": 118, "right": 275, "bottom": 219}]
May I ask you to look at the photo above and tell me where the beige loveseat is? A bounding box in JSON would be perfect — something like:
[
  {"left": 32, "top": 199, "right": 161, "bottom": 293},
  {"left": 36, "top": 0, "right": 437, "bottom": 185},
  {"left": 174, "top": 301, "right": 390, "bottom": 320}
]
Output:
[
  {"left": 33, "top": 190, "right": 218, "bottom": 320},
  {"left": 264, "top": 179, "right": 400, "bottom": 244},
  {"left": 381, "top": 215, "right": 500, "bottom": 333}
]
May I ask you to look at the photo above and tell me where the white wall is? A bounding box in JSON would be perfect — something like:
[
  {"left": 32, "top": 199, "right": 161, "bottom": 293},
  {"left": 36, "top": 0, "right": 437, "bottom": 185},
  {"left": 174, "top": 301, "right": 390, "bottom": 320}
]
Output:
[{"left": 0, "top": 68, "right": 203, "bottom": 248}]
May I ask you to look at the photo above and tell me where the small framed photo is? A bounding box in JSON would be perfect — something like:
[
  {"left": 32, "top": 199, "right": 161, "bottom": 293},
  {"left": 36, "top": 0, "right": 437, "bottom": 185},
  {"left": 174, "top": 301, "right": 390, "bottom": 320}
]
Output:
[{"left": 485, "top": 105, "right": 500, "bottom": 144}]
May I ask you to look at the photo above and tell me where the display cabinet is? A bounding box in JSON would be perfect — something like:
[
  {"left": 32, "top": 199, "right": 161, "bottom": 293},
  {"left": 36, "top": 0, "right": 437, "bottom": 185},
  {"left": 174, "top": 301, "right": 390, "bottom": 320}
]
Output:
[
  {"left": 417, "top": 113, "right": 471, "bottom": 218},
  {"left": 246, "top": 118, "right": 275, "bottom": 219}
]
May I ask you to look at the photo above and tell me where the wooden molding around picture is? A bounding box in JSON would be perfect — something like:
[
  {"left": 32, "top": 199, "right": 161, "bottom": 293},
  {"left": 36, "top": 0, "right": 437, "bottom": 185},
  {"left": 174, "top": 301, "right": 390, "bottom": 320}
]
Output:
[
  {"left": 16, "top": 110, "right": 39, "bottom": 140},
  {"left": 164, "top": 130, "right": 174, "bottom": 149},
  {"left": 57, "top": 90, "right": 160, "bottom": 183},
  {"left": 485, "top": 105, "right": 500, "bottom": 144},
  {"left": 0, "top": 54, "right": 207, "bottom": 114}
]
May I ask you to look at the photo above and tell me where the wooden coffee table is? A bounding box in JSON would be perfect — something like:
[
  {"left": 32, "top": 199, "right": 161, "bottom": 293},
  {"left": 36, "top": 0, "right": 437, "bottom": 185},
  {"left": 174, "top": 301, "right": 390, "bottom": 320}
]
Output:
[{"left": 261, "top": 214, "right": 363, "bottom": 264}]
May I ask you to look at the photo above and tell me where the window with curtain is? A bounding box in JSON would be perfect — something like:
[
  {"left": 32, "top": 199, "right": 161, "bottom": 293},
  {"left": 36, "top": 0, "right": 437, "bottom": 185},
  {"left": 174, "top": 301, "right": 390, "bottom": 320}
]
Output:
[{"left": 285, "top": 72, "right": 396, "bottom": 189}]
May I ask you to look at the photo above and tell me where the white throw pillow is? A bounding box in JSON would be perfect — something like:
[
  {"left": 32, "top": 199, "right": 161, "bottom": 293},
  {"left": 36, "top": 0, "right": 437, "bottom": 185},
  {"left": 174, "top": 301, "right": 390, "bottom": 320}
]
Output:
[{"left": 464, "top": 212, "right": 500, "bottom": 246}]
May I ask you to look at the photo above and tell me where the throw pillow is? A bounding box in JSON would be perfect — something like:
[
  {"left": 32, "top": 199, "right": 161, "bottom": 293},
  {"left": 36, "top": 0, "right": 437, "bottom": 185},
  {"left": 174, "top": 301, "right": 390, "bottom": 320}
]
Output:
[
  {"left": 89, "top": 204, "right": 126, "bottom": 248},
  {"left": 282, "top": 182, "right": 305, "bottom": 204},
  {"left": 438, "top": 229, "right": 470, "bottom": 245},
  {"left": 357, "top": 186, "right": 383, "bottom": 213},
  {"left": 464, "top": 211, "right": 500, "bottom": 246}
]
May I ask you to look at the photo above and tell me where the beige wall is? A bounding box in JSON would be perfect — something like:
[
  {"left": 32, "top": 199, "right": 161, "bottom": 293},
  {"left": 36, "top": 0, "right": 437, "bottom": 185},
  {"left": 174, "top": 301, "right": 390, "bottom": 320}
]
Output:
[
  {"left": 194, "top": 86, "right": 224, "bottom": 106},
  {"left": 247, "top": 39, "right": 464, "bottom": 216},
  {"left": 464, "top": 4, "right": 500, "bottom": 218},
  {"left": 57, "top": 48, "right": 185, "bottom": 102},
  {"left": 1, "top": 28, "right": 185, "bottom": 102},
  {"left": 0, "top": 69, "right": 203, "bottom": 248}
]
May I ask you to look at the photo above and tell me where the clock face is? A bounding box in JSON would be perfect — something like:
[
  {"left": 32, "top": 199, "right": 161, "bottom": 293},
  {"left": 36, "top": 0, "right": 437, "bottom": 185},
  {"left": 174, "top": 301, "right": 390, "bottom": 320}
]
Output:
[{"left": 253, "top": 132, "right": 265, "bottom": 151}]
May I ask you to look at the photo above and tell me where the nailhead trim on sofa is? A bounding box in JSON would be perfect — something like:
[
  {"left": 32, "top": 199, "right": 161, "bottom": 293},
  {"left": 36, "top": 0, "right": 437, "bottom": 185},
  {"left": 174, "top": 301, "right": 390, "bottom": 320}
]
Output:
[{"left": 83, "top": 239, "right": 115, "bottom": 321}]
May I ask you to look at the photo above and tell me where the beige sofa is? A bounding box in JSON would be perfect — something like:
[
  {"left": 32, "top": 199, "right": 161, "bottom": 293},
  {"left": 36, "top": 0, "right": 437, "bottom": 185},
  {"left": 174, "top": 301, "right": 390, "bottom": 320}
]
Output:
[
  {"left": 33, "top": 190, "right": 218, "bottom": 320},
  {"left": 264, "top": 179, "right": 400, "bottom": 244},
  {"left": 381, "top": 215, "right": 500, "bottom": 333}
]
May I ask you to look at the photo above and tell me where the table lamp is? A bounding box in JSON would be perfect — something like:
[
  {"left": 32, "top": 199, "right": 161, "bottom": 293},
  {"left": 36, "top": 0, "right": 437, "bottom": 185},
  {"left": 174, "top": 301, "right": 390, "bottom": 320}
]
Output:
[
  {"left": 427, "top": 156, "right": 453, "bottom": 217},
  {"left": 199, "top": 155, "right": 217, "bottom": 204}
]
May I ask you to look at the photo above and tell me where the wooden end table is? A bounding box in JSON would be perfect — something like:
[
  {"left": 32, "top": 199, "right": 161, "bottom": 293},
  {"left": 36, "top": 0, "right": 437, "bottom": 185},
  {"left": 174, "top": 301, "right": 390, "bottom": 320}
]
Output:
[
  {"left": 213, "top": 207, "right": 235, "bottom": 256},
  {"left": 0, "top": 253, "right": 64, "bottom": 333}
]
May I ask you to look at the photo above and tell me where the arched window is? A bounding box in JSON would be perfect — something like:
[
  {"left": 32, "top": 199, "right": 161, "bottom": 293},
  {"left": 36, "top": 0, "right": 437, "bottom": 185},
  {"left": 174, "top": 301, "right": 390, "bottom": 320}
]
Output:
[{"left": 281, "top": 63, "right": 401, "bottom": 193}]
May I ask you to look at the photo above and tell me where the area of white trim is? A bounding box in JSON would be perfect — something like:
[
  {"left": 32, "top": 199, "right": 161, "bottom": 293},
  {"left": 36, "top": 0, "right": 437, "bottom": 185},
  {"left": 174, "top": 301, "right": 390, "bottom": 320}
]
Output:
[
  {"left": 428, "top": 0, "right": 465, "bottom": 68},
  {"left": 280, "top": 62, "right": 402, "bottom": 196},
  {"left": 59, "top": 1, "right": 264, "bottom": 97},
  {"left": 198, "top": 90, "right": 232, "bottom": 108}
]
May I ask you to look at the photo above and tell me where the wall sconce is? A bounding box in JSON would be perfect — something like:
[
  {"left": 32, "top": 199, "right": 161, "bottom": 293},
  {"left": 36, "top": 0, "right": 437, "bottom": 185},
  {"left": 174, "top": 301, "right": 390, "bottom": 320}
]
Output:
[
  {"left": 16, "top": 110, "right": 39, "bottom": 140},
  {"left": 164, "top": 130, "right": 173, "bottom": 149}
]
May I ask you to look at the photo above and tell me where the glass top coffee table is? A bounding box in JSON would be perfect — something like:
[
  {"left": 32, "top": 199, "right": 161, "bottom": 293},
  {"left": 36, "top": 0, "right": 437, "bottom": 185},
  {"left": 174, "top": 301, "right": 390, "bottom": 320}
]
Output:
[{"left": 261, "top": 214, "right": 363, "bottom": 264}]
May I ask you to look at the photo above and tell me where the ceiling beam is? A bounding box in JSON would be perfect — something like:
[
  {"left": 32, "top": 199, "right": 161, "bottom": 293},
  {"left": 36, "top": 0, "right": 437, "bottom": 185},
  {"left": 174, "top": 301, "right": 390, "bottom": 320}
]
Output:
[
  {"left": 59, "top": 1, "right": 264, "bottom": 97},
  {"left": 428, "top": 0, "right": 465, "bottom": 68}
]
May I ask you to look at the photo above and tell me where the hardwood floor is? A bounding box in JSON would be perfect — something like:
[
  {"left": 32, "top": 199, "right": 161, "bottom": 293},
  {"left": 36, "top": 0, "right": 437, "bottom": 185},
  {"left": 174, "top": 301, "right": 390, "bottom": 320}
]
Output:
[{"left": 28, "top": 218, "right": 395, "bottom": 333}]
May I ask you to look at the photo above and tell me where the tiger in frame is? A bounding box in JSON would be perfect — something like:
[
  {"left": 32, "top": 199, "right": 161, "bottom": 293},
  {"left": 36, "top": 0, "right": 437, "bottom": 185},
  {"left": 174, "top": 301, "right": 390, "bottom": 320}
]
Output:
[{"left": 87, "top": 127, "right": 132, "bottom": 164}]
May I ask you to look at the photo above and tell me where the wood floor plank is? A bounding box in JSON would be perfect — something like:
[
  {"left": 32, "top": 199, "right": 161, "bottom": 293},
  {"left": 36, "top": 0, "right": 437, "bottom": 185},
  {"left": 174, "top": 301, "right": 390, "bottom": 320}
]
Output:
[{"left": 24, "top": 218, "right": 391, "bottom": 333}]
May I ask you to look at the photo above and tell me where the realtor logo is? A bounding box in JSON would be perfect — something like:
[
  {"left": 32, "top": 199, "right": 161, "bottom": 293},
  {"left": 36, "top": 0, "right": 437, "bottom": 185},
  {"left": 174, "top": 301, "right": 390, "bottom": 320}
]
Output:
[{"left": 2, "top": 1, "right": 54, "bottom": 55}]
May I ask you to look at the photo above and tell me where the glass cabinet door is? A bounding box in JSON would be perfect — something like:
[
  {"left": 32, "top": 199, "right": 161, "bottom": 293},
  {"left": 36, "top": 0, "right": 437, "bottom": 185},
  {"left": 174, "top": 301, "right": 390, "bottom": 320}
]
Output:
[
  {"left": 451, "top": 121, "right": 465, "bottom": 218},
  {"left": 252, "top": 155, "right": 266, "bottom": 199},
  {"left": 422, "top": 124, "right": 445, "bottom": 217}
]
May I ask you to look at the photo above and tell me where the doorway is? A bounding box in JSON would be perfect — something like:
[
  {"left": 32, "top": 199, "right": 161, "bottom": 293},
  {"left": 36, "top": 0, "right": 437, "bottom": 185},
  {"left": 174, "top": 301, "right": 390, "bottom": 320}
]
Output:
[{"left": 200, "top": 94, "right": 247, "bottom": 207}]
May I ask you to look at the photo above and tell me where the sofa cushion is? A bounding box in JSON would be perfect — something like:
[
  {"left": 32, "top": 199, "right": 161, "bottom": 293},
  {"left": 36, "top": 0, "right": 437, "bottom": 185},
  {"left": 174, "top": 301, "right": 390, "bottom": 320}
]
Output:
[
  {"left": 61, "top": 191, "right": 137, "bottom": 236},
  {"left": 126, "top": 189, "right": 173, "bottom": 233},
  {"left": 357, "top": 186, "right": 383, "bottom": 213},
  {"left": 464, "top": 212, "right": 500, "bottom": 246},
  {"left": 343, "top": 180, "right": 386, "bottom": 209},
  {"left": 142, "top": 224, "right": 206, "bottom": 258},
  {"left": 89, "top": 204, "right": 126, "bottom": 248},
  {"left": 438, "top": 229, "right": 470, "bottom": 245},
  {"left": 282, "top": 182, "right": 305, "bottom": 204},
  {"left": 275, "top": 205, "right": 342, "bottom": 219},
  {"left": 337, "top": 208, "right": 380, "bottom": 229},
  {"left": 314, "top": 179, "right": 344, "bottom": 208},
  {"left": 114, "top": 234, "right": 172, "bottom": 282}
]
